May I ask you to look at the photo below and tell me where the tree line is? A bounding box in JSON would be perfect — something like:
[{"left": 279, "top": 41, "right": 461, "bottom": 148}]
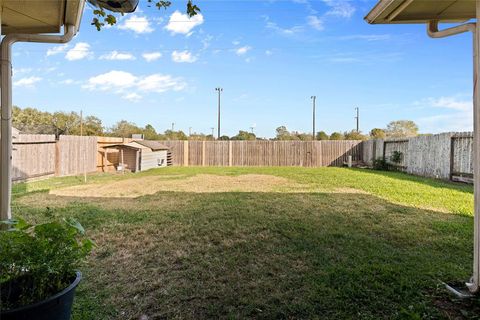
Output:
[{"left": 12, "top": 106, "right": 420, "bottom": 141}]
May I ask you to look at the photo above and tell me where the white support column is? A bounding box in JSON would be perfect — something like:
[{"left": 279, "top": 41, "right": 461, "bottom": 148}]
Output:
[
  {"left": 469, "top": 0, "right": 480, "bottom": 293},
  {"left": 0, "top": 16, "right": 12, "bottom": 221}
]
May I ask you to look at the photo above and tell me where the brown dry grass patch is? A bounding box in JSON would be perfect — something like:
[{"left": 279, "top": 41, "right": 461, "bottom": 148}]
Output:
[{"left": 49, "top": 174, "right": 302, "bottom": 198}]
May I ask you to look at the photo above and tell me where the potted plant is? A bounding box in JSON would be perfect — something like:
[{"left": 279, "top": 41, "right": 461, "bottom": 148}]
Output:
[{"left": 0, "top": 217, "right": 93, "bottom": 320}]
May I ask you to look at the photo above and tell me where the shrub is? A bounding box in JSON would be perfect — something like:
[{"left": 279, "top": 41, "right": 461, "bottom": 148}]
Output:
[
  {"left": 390, "top": 151, "right": 403, "bottom": 164},
  {"left": 0, "top": 218, "right": 93, "bottom": 310},
  {"left": 372, "top": 158, "right": 390, "bottom": 171}
]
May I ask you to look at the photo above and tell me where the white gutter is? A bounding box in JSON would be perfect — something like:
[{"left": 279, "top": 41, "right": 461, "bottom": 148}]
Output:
[
  {"left": 0, "top": 24, "right": 76, "bottom": 220},
  {"left": 427, "top": 3, "right": 480, "bottom": 294}
]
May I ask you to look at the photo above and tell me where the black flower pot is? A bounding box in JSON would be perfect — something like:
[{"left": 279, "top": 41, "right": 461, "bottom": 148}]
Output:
[{"left": 1, "top": 271, "right": 82, "bottom": 320}]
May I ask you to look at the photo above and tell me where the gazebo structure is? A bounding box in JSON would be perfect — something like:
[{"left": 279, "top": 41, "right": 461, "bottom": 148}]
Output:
[{"left": 366, "top": 0, "right": 480, "bottom": 294}]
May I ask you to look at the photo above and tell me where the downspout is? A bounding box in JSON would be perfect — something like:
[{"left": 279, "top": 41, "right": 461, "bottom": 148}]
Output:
[
  {"left": 427, "top": 12, "right": 479, "bottom": 294},
  {"left": 0, "top": 24, "right": 76, "bottom": 220}
]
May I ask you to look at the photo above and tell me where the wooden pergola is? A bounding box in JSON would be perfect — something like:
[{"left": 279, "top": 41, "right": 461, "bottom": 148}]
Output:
[{"left": 366, "top": 0, "right": 480, "bottom": 294}]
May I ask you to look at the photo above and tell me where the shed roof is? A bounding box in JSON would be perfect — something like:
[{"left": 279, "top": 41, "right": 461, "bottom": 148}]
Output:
[
  {"left": 103, "top": 140, "right": 170, "bottom": 151},
  {"left": 133, "top": 140, "right": 170, "bottom": 151},
  {"left": 365, "top": 0, "right": 475, "bottom": 24}
]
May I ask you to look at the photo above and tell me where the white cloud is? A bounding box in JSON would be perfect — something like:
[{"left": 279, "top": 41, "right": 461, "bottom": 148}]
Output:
[
  {"left": 60, "top": 79, "right": 75, "bottom": 85},
  {"left": 123, "top": 92, "right": 142, "bottom": 102},
  {"left": 14, "top": 76, "right": 42, "bottom": 87},
  {"left": 118, "top": 15, "right": 154, "bottom": 34},
  {"left": 339, "top": 34, "right": 391, "bottom": 41},
  {"left": 171, "top": 50, "right": 197, "bottom": 63},
  {"left": 421, "top": 96, "right": 471, "bottom": 111},
  {"left": 46, "top": 44, "right": 68, "bottom": 57},
  {"left": 142, "top": 52, "right": 162, "bottom": 62},
  {"left": 235, "top": 46, "right": 251, "bottom": 56},
  {"left": 165, "top": 10, "right": 204, "bottom": 35},
  {"left": 65, "top": 42, "right": 92, "bottom": 61},
  {"left": 100, "top": 51, "right": 136, "bottom": 61},
  {"left": 307, "top": 15, "right": 324, "bottom": 31},
  {"left": 265, "top": 50, "right": 273, "bottom": 56},
  {"left": 83, "top": 70, "right": 138, "bottom": 91},
  {"left": 323, "top": 0, "right": 355, "bottom": 18},
  {"left": 13, "top": 67, "right": 32, "bottom": 75},
  {"left": 416, "top": 95, "right": 472, "bottom": 133},
  {"left": 137, "top": 74, "right": 186, "bottom": 92},
  {"left": 264, "top": 16, "right": 304, "bottom": 37},
  {"left": 83, "top": 70, "right": 186, "bottom": 99}
]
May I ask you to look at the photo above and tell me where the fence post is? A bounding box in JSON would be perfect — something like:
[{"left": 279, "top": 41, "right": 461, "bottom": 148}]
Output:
[
  {"left": 228, "top": 141, "right": 232, "bottom": 166},
  {"left": 450, "top": 136, "right": 455, "bottom": 181},
  {"left": 202, "top": 141, "right": 206, "bottom": 167},
  {"left": 183, "top": 141, "right": 189, "bottom": 167},
  {"left": 55, "top": 140, "right": 61, "bottom": 176}
]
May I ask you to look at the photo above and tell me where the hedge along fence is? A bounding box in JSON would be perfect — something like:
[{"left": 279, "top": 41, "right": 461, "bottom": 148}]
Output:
[
  {"left": 160, "top": 140, "right": 364, "bottom": 167},
  {"left": 362, "top": 132, "right": 474, "bottom": 182},
  {"left": 12, "top": 134, "right": 98, "bottom": 182}
]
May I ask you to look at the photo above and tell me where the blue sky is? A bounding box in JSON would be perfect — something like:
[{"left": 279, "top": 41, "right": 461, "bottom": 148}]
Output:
[{"left": 11, "top": 0, "right": 474, "bottom": 138}]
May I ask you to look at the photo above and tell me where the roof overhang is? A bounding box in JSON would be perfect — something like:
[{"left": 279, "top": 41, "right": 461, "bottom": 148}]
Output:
[
  {"left": 365, "top": 0, "right": 476, "bottom": 24},
  {"left": 1, "top": 0, "right": 85, "bottom": 35}
]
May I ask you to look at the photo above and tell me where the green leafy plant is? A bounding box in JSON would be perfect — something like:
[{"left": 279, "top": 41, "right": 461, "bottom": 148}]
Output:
[
  {"left": 372, "top": 157, "right": 389, "bottom": 171},
  {"left": 0, "top": 218, "right": 93, "bottom": 310},
  {"left": 91, "top": 0, "right": 200, "bottom": 31},
  {"left": 390, "top": 151, "right": 403, "bottom": 164}
]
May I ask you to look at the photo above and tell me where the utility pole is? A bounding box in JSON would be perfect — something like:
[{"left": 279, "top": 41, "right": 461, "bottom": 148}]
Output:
[
  {"left": 215, "top": 87, "right": 223, "bottom": 139},
  {"left": 189, "top": 127, "right": 192, "bottom": 136},
  {"left": 250, "top": 126, "right": 255, "bottom": 134},
  {"left": 211, "top": 127, "right": 215, "bottom": 138},
  {"left": 171, "top": 122, "right": 175, "bottom": 131},
  {"left": 355, "top": 107, "right": 359, "bottom": 132},
  {"left": 311, "top": 96, "right": 316, "bottom": 140},
  {"left": 80, "top": 110, "right": 83, "bottom": 136}
]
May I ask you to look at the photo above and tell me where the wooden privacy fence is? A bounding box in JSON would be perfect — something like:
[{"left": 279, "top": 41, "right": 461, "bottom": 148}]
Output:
[
  {"left": 362, "top": 132, "right": 474, "bottom": 182},
  {"left": 160, "top": 140, "right": 363, "bottom": 167},
  {"left": 12, "top": 134, "right": 97, "bottom": 182}
]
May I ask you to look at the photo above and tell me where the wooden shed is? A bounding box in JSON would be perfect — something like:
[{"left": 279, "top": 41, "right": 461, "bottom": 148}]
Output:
[{"left": 104, "top": 140, "right": 169, "bottom": 173}]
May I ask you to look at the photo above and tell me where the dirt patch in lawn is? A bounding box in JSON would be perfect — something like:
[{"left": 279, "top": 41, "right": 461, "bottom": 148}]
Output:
[{"left": 49, "top": 174, "right": 301, "bottom": 198}]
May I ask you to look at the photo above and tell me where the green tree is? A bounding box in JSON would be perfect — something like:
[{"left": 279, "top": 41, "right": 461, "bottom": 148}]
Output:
[
  {"left": 370, "top": 128, "right": 386, "bottom": 139},
  {"left": 231, "top": 130, "right": 256, "bottom": 141},
  {"left": 51, "top": 111, "right": 81, "bottom": 139},
  {"left": 218, "top": 135, "right": 230, "bottom": 141},
  {"left": 316, "top": 131, "right": 329, "bottom": 140},
  {"left": 275, "top": 126, "right": 296, "bottom": 140},
  {"left": 329, "top": 132, "right": 344, "bottom": 140},
  {"left": 385, "top": 120, "right": 419, "bottom": 138},
  {"left": 13, "top": 106, "right": 53, "bottom": 134},
  {"left": 143, "top": 124, "right": 159, "bottom": 140},
  {"left": 164, "top": 130, "right": 188, "bottom": 140},
  {"left": 109, "top": 120, "right": 143, "bottom": 138},
  {"left": 344, "top": 130, "right": 368, "bottom": 141},
  {"left": 189, "top": 133, "right": 207, "bottom": 140},
  {"left": 293, "top": 132, "right": 312, "bottom": 141},
  {"left": 91, "top": 0, "right": 200, "bottom": 31}
]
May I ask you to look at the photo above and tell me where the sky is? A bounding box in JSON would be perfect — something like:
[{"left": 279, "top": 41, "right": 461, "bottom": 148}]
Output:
[{"left": 11, "top": 0, "right": 475, "bottom": 138}]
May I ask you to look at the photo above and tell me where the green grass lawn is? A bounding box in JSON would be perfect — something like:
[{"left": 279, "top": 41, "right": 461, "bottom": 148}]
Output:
[{"left": 11, "top": 167, "right": 479, "bottom": 319}]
